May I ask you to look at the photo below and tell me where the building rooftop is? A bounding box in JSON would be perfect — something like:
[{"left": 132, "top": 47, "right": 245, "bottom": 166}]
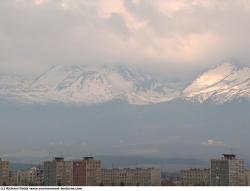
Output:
[
  {"left": 54, "top": 157, "right": 64, "bottom": 161},
  {"left": 222, "top": 154, "right": 236, "bottom": 160},
  {"left": 84, "top": 156, "right": 94, "bottom": 160}
]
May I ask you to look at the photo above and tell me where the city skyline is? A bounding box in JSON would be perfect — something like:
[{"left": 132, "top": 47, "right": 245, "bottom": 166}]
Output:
[{"left": 1, "top": 153, "right": 250, "bottom": 186}]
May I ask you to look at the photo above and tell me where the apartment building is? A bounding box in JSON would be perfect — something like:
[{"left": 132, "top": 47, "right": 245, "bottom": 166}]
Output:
[
  {"left": 245, "top": 170, "right": 250, "bottom": 186},
  {"left": 10, "top": 167, "right": 42, "bottom": 186},
  {"left": 44, "top": 156, "right": 101, "bottom": 186},
  {"left": 181, "top": 168, "right": 210, "bottom": 186},
  {"left": 44, "top": 157, "right": 73, "bottom": 186},
  {"left": 101, "top": 168, "right": 161, "bottom": 186},
  {"left": 73, "top": 157, "right": 101, "bottom": 186},
  {"left": 210, "top": 154, "right": 245, "bottom": 186},
  {"left": 0, "top": 158, "right": 9, "bottom": 186}
]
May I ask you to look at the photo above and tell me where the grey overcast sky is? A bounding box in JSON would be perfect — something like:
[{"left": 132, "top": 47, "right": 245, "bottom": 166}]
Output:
[{"left": 1, "top": 0, "right": 250, "bottom": 77}]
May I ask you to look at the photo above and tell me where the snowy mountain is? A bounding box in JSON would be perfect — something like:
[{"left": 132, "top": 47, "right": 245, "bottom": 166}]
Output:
[
  {"left": 182, "top": 62, "right": 250, "bottom": 104},
  {"left": 0, "top": 74, "right": 31, "bottom": 102},
  {"left": 0, "top": 65, "right": 179, "bottom": 105},
  {"left": 0, "top": 62, "right": 249, "bottom": 105}
]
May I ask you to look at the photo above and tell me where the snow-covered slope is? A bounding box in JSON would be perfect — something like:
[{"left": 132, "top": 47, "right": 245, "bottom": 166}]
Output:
[
  {"left": 0, "top": 74, "right": 31, "bottom": 102},
  {"left": 183, "top": 62, "right": 250, "bottom": 104},
  {"left": 0, "top": 65, "right": 179, "bottom": 105},
  {"left": 1, "top": 62, "right": 249, "bottom": 105}
]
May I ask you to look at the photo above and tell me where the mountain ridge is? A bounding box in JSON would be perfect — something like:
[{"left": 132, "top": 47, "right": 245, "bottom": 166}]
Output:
[
  {"left": 0, "top": 62, "right": 249, "bottom": 105},
  {"left": 0, "top": 64, "right": 179, "bottom": 105}
]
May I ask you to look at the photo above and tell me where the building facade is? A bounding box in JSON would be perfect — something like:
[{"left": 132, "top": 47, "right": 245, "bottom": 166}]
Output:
[
  {"left": 245, "top": 170, "right": 250, "bottom": 186},
  {"left": 44, "top": 156, "right": 101, "bottom": 186},
  {"left": 73, "top": 160, "right": 86, "bottom": 186},
  {"left": 73, "top": 157, "right": 101, "bottom": 186},
  {"left": 0, "top": 159, "right": 9, "bottom": 186},
  {"left": 210, "top": 154, "right": 245, "bottom": 186},
  {"left": 181, "top": 168, "right": 210, "bottom": 186},
  {"left": 44, "top": 157, "right": 73, "bottom": 186},
  {"left": 101, "top": 168, "right": 161, "bottom": 186}
]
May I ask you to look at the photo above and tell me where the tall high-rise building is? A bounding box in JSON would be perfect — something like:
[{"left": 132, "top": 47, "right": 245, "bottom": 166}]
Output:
[
  {"left": 210, "top": 154, "right": 245, "bottom": 186},
  {"left": 73, "top": 160, "right": 86, "bottom": 186},
  {"left": 44, "top": 156, "right": 101, "bottom": 186},
  {"left": 0, "top": 158, "right": 9, "bottom": 186},
  {"left": 64, "top": 161, "right": 73, "bottom": 186},
  {"left": 73, "top": 157, "right": 101, "bottom": 186},
  {"left": 44, "top": 157, "right": 73, "bottom": 186}
]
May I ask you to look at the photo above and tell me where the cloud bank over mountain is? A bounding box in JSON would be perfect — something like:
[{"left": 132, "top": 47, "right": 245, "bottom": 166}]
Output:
[{"left": 1, "top": 0, "right": 250, "bottom": 77}]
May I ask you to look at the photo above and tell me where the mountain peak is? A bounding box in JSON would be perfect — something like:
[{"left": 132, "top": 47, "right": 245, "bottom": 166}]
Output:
[
  {"left": 0, "top": 64, "right": 179, "bottom": 105},
  {"left": 183, "top": 62, "right": 250, "bottom": 104}
]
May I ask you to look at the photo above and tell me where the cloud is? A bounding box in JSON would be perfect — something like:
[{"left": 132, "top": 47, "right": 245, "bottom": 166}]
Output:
[
  {"left": 35, "top": 0, "right": 45, "bottom": 6},
  {"left": 1, "top": 0, "right": 250, "bottom": 76},
  {"left": 202, "top": 139, "right": 225, "bottom": 146}
]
